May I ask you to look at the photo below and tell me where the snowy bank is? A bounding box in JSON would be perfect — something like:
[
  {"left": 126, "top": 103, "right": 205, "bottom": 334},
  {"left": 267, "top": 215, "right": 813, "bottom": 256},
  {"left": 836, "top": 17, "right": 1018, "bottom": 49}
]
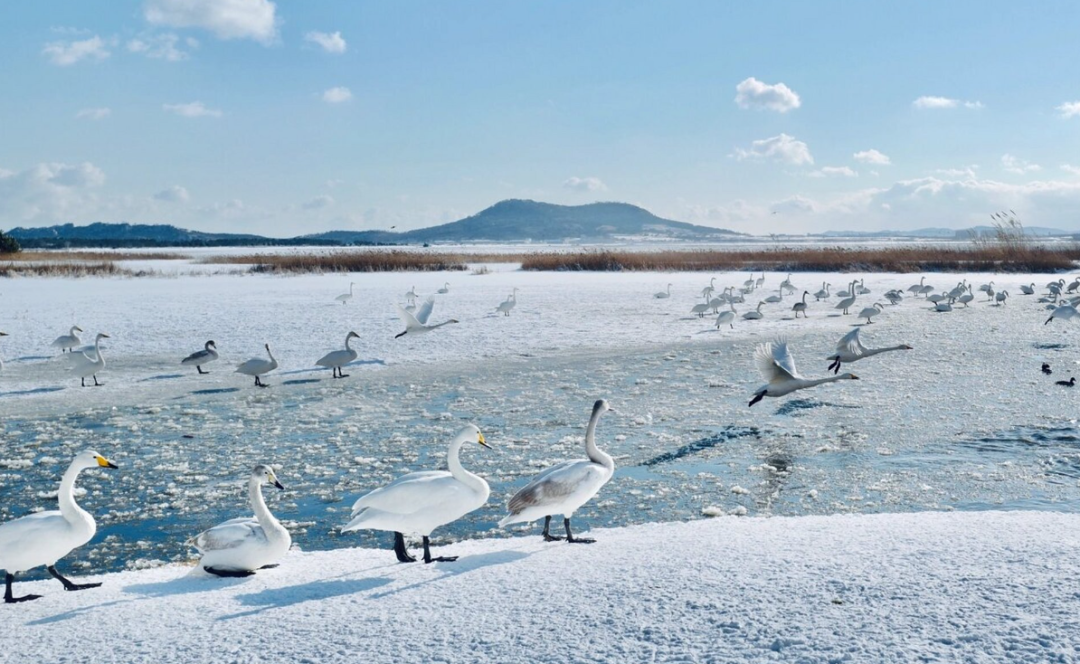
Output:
[{"left": 5, "top": 511, "right": 1079, "bottom": 663}]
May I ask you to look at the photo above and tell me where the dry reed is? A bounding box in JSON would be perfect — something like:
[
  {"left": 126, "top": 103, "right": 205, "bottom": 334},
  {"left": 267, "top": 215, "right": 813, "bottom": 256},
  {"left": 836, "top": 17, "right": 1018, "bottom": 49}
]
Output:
[{"left": 200, "top": 251, "right": 470, "bottom": 273}]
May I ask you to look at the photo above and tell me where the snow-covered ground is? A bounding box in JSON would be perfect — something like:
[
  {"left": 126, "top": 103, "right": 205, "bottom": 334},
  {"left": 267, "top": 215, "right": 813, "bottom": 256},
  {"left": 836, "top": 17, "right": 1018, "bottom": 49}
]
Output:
[{"left": 4, "top": 511, "right": 1079, "bottom": 663}]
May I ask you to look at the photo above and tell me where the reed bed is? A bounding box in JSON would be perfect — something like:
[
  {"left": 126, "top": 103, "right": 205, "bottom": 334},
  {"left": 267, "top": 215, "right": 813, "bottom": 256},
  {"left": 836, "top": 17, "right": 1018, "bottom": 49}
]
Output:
[
  {"left": 519, "top": 246, "right": 1080, "bottom": 273},
  {"left": 2, "top": 251, "right": 190, "bottom": 262},
  {"left": 201, "top": 251, "right": 471, "bottom": 274},
  {"left": 0, "top": 261, "right": 138, "bottom": 278}
]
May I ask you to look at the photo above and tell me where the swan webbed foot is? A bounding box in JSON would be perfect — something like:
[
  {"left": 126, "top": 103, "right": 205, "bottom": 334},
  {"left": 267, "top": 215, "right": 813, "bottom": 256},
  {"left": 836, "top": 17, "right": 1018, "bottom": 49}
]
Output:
[
  {"left": 541, "top": 515, "right": 564, "bottom": 541},
  {"left": 47, "top": 565, "right": 101, "bottom": 591},
  {"left": 421, "top": 536, "right": 457, "bottom": 563},
  {"left": 197, "top": 366, "right": 208, "bottom": 374},
  {"left": 4, "top": 573, "right": 42, "bottom": 603},
  {"left": 748, "top": 391, "right": 766, "bottom": 407},
  {"left": 563, "top": 518, "right": 595, "bottom": 544},
  {"left": 339, "top": 373, "right": 349, "bottom": 378},
  {"left": 393, "top": 532, "right": 417, "bottom": 563},
  {"left": 203, "top": 566, "right": 255, "bottom": 578},
  {"left": 258, "top": 564, "right": 280, "bottom": 570}
]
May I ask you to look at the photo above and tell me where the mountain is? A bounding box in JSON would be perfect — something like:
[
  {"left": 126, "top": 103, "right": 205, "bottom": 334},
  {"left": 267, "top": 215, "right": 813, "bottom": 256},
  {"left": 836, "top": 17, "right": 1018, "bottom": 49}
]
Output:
[{"left": 6, "top": 222, "right": 331, "bottom": 248}]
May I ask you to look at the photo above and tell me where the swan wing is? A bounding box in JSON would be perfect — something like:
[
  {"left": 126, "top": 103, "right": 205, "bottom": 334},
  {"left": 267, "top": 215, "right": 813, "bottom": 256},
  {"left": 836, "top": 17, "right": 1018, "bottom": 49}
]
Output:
[
  {"left": 350, "top": 471, "right": 458, "bottom": 516},
  {"left": 396, "top": 305, "right": 422, "bottom": 331},
  {"left": 182, "top": 349, "right": 210, "bottom": 364},
  {"left": 415, "top": 297, "right": 435, "bottom": 325},
  {"left": 835, "top": 328, "right": 866, "bottom": 358},
  {"left": 507, "top": 460, "right": 598, "bottom": 513},
  {"left": 755, "top": 340, "right": 799, "bottom": 384},
  {"left": 194, "top": 518, "right": 266, "bottom": 552}
]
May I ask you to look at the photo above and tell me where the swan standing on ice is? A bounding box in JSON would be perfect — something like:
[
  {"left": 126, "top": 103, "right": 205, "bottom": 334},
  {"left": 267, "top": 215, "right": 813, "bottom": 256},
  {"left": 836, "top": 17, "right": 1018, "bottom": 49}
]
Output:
[
  {"left": 908, "top": 277, "right": 926, "bottom": 296},
  {"left": 500, "top": 400, "right": 615, "bottom": 543},
  {"left": 0, "top": 450, "right": 117, "bottom": 603},
  {"left": 825, "top": 328, "right": 912, "bottom": 374},
  {"left": 995, "top": 290, "right": 1009, "bottom": 306},
  {"left": 181, "top": 340, "right": 218, "bottom": 374},
  {"left": 749, "top": 340, "right": 859, "bottom": 407},
  {"left": 236, "top": 344, "right": 278, "bottom": 387},
  {"left": 437, "top": 282, "right": 450, "bottom": 294},
  {"left": 690, "top": 301, "right": 710, "bottom": 318},
  {"left": 71, "top": 333, "right": 110, "bottom": 387},
  {"left": 396, "top": 297, "right": 459, "bottom": 338},
  {"left": 495, "top": 288, "right": 519, "bottom": 316},
  {"left": 194, "top": 465, "right": 290, "bottom": 577},
  {"left": 814, "top": 283, "right": 830, "bottom": 301},
  {"left": 654, "top": 283, "right": 673, "bottom": 299},
  {"left": 51, "top": 325, "right": 83, "bottom": 354},
  {"left": 716, "top": 303, "right": 736, "bottom": 330},
  {"left": 858, "top": 302, "right": 884, "bottom": 324},
  {"left": 335, "top": 282, "right": 356, "bottom": 305},
  {"left": 792, "top": 291, "right": 809, "bottom": 318},
  {"left": 316, "top": 331, "right": 360, "bottom": 378},
  {"left": 836, "top": 290, "right": 857, "bottom": 315},
  {"left": 343, "top": 424, "right": 491, "bottom": 563}
]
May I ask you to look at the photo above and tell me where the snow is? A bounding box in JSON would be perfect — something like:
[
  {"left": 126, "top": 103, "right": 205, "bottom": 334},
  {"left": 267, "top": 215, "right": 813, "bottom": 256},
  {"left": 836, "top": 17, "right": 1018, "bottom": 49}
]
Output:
[{"left": 3, "top": 511, "right": 1079, "bottom": 663}]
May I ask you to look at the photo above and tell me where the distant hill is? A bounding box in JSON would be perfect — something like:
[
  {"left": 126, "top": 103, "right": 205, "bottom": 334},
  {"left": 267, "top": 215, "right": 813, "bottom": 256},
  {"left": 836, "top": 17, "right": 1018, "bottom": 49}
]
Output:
[
  {"left": 6, "top": 222, "right": 336, "bottom": 249},
  {"left": 820, "top": 226, "right": 1073, "bottom": 239}
]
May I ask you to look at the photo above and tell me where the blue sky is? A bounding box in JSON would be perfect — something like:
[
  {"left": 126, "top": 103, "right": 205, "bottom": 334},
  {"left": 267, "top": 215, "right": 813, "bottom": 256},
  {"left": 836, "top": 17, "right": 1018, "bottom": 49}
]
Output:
[{"left": 2, "top": 0, "right": 1080, "bottom": 235}]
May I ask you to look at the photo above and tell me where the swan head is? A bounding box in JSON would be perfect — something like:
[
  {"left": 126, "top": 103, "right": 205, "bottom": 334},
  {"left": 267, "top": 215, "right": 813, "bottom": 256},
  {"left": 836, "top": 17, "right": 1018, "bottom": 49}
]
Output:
[
  {"left": 0, "top": 331, "right": 6, "bottom": 336},
  {"left": 592, "top": 399, "right": 616, "bottom": 416},
  {"left": 206, "top": 340, "right": 217, "bottom": 349},
  {"left": 264, "top": 343, "right": 271, "bottom": 352},
  {"left": 252, "top": 464, "right": 284, "bottom": 490},
  {"left": 73, "top": 325, "right": 83, "bottom": 333},
  {"left": 457, "top": 424, "right": 490, "bottom": 449},
  {"left": 840, "top": 373, "right": 859, "bottom": 380},
  {"left": 96, "top": 333, "right": 110, "bottom": 341},
  {"left": 74, "top": 450, "right": 118, "bottom": 471},
  {"left": 347, "top": 331, "right": 360, "bottom": 340}
]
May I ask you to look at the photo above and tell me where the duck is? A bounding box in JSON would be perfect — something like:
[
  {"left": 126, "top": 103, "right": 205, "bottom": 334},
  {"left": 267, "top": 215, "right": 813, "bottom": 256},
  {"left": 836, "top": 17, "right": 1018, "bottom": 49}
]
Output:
[
  {"left": 1056, "top": 377, "right": 1076, "bottom": 387},
  {"left": 1042, "top": 363, "right": 1053, "bottom": 375}
]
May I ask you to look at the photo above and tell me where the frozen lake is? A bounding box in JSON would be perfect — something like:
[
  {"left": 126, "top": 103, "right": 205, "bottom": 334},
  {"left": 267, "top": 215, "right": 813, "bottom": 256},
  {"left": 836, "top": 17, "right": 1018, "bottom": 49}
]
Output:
[{"left": 2, "top": 267, "right": 1079, "bottom": 577}]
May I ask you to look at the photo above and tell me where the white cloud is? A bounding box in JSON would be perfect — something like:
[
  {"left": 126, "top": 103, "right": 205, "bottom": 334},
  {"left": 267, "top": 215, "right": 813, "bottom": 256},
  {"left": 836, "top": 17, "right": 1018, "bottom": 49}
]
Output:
[
  {"left": 734, "top": 77, "right": 801, "bottom": 113},
  {"left": 144, "top": 0, "right": 278, "bottom": 44},
  {"left": 1057, "top": 101, "right": 1080, "bottom": 119},
  {"left": 42, "top": 36, "right": 110, "bottom": 66},
  {"left": 301, "top": 195, "right": 334, "bottom": 210},
  {"left": 75, "top": 107, "right": 111, "bottom": 120},
  {"left": 932, "top": 166, "right": 978, "bottom": 178},
  {"left": 964, "top": 101, "right": 984, "bottom": 109},
  {"left": 154, "top": 185, "right": 190, "bottom": 202},
  {"left": 127, "top": 33, "right": 191, "bottom": 61},
  {"left": 913, "top": 96, "right": 983, "bottom": 110},
  {"left": 0, "top": 162, "right": 107, "bottom": 223},
  {"left": 304, "top": 30, "right": 346, "bottom": 54},
  {"left": 163, "top": 101, "right": 222, "bottom": 117},
  {"left": 853, "top": 149, "right": 891, "bottom": 165},
  {"left": 732, "top": 133, "right": 814, "bottom": 166},
  {"left": 1061, "top": 164, "right": 1080, "bottom": 176},
  {"left": 1001, "top": 154, "right": 1041, "bottom": 175},
  {"left": 322, "top": 87, "right": 352, "bottom": 103},
  {"left": 808, "top": 166, "right": 857, "bottom": 178},
  {"left": 197, "top": 198, "right": 248, "bottom": 217},
  {"left": 562, "top": 176, "right": 607, "bottom": 192}
]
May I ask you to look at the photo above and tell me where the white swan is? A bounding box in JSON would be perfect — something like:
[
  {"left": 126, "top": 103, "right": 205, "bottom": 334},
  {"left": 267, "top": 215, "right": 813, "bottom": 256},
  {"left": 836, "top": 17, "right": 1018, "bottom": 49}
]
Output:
[
  {"left": 343, "top": 424, "right": 491, "bottom": 563},
  {"left": 1045, "top": 304, "right": 1079, "bottom": 324},
  {"left": 908, "top": 276, "right": 926, "bottom": 295},
  {"left": 437, "top": 282, "right": 450, "bottom": 294},
  {"left": 690, "top": 301, "right": 710, "bottom": 318},
  {"left": 316, "top": 331, "right": 360, "bottom": 378},
  {"left": 236, "top": 344, "right": 278, "bottom": 387},
  {"left": 780, "top": 274, "right": 796, "bottom": 294},
  {"left": 396, "top": 297, "right": 459, "bottom": 338},
  {"left": 194, "top": 465, "right": 290, "bottom": 577},
  {"left": 715, "top": 304, "right": 736, "bottom": 330},
  {"left": 958, "top": 286, "right": 975, "bottom": 307},
  {"left": 70, "top": 333, "right": 109, "bottom": 387},
  {"left": 1020, "top": 283, "right": 1035, "bottom": 295},
  {"left": 495, "top": 288, "right": 519, "bottom": 316},
  {"left": 700, "top": 277, "right": 717, "bottom": 299},
  {"left": 814, "top": 282, "right": 830, "bottom": 301},
  {"left": 835, "top": 290, "right": 857, "bottom": 315},
  {"left": 405, "top": 286, "right": 418, "bottom": 300},
  {"left": 749, "top": 339, "right": 859, "bottom": 407},
  {"left": 856, "top": 279, "right": 871, "bottom": 295},
  {"left": 825, "top": 328, "right": 912, "bottom": 374},
  {"left": 0, "top": 450, "right": 117, "bottom": 603},
  {"left": 654, "top": 283, "right": 673, "bottom": 299},
  {"left": 499, "top": 399, "right": 615, "bottom": 543},
  {"left": 995, "top": 290, "right": 1009, "bottom": 305},
  {"left": 977, "top": 281, "right": 994, "bottom": 294},
  {"left": 335, "top": 282, "right": 356, "bottom": 305},
  {"left": 742, "top": 301, "right": 765, "bottom": 320},
  {"left": 859, "top": 303, "right": 886, "bottom": 324},
  {"left": 181, "top": 340, "right": 218, "bottom": 374},
  {"left": 51, "top": 325, "right": 83, "bottom": 354},
  {"left": 792, "top": 291, "right": 809, "bottom": 318},
  {"left": 764, "top": 288, "right": 784, "bottom": 304}
]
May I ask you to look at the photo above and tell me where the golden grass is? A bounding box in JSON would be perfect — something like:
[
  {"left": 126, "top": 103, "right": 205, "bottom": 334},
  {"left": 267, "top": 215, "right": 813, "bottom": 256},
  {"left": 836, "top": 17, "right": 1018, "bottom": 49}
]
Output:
[
  {"left": 200, "top": 251, "right": 471, "bottom": 273},
  {"left": 2, "top": 251, "right": 190, "bottom": 262},
  {"left": 518, "top": 246, "right": 1080, "bottom": 273},
  {"left": 0, "top": 261, "right": 139, "bottom": 277}
]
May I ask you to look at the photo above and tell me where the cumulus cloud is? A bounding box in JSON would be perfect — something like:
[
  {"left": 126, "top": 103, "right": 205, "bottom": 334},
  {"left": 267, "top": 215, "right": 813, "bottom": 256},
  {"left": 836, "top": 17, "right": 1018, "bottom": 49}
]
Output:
[
  {"left": 0, "top": 162, "right": 107, "bottom": 223},
  {"left": 1057, "top": 101, "right": 1080, "bottom": 119},
  {"left": 1061, "top": 164, "right": 1080, "bottom": 176},
  {"left": 163, "top": 101, "right": 222, "bottom": 117},
  {"left": 562, "top": 176, "right": 607, "bottom": 192},
  {"left": 912, "top": 96, "right": 983, "bottom": 110},
  {"left": 808, "top": 166, "right": 857, "bottom": 178},
  {"left": 75, "top": 107, "right": 111, "bottom": 120},
  {"left": 301, "top": 195, "right": 334, "bottom": 210},
  {"left": 732, "top": 134, "right": 813, "bottom": 166},
  {"left": 304, "top": 30, "right": 346, "bottom": 54},
  {"left": 127, "top": 33, "right": 191, "bottom": 61},
  {"left": 932, "top": 166, "right": 978, "bottom": 178},
  {"left": 144, "top": 0, "right": 277, "bottom": 44},
  {"left": 1001, "top": 154, "right": 1041, "bottom": 174},
  {"left": 42, "top": 36, "right": 110, "bottom": 66},
  {"left": 154, "top": 185, "right": 190, "bottom": 202},
  {"left": 734, "top": 77, "right": 801, "bottom": 113},
  {"left": 322, "top": 87, "right": 352, "bottom": 103},
  {"left": 853, "top": 149, "right": 891, "bottom": 165}
]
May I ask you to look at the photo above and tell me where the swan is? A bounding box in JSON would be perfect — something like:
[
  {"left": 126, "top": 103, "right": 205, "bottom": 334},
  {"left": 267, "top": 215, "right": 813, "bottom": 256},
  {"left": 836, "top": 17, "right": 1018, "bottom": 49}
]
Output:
[
  {"left": 1068, "top": 278, "right": 1080, "bottom": 294},
  {"left": 654, "top": 283, "right": 673, "bottom": 299},
  {"left": 181, "top": 340, "right": 218, "bottom": 374},
  {"left": 927, "top": 292, "right": 946, "bottom": 305},
  {"left": 51, "top": 325, "right": 83, "bottom": 354},
  {"left": 194, "top": 465, "right": 290, "bottom": 577},
  {"left": 814, "top": 282, "right": 830, "bottom": 301},
  {"left": 835, "top": 290, "right": 857, "bottom": 315},
  {"left": 405, "top": 286, "right": 418, "bottom": 300},
  {"left": 743, "top": 301, "right": 765, "bottom": 320},
  {"left": 935, "top": 299, "right": 954, "bottom": 312},
  {"left": 856, "top": 279, "right": 871, "bottom": 295},
  {"left": 715, "top": 304, "right": 736, "bottom": 330},
  {"left": 1049, "top": 280, "right": 1066, "bottom": 296},
  {"left": 1045, "top": 304, "right": 1079, "bottom": 324},
  {"left": 70, "top": 333, "right": 109, "bottom": 387},
  {"left": 335, "top": 282, "right": 356, "bottom": 305},
  {"left": 907, "top": 276, "right": 925, "bottom": 295},
  {"left": 792, "top": 291, "right": 809, "bottom": 318},
  {"left": 977, "top": 281, "right": 994, "bottom": 293},
  {"left": 884, "top": 290, "right": 903, "bottom": 305},
  {"left": 958, "top": 286, "right": 975, "bottom": 307},
  {"left": 836, "top": 281, "right": 854, "bottom": 299},
  {"left": 858, "top": 303, "right": 884, "bottom": 324},
  {"left": 396, "top": 297, "right": 459, "bottom": 338},
  {"left": 825, "top": 328, "right": 912, "bottom": 375},
  {"left": 700, "top": 278, "right": 717, "bottom": 299},
  {"left": 315, "top": 331, "right": 360, "bottom": 378},
  {"left": 755, "top": 272, "right": 766, "bottom": 289},
  {"left": 0, "top": 450, "right": 117, "bottom": 603},
  {"left": 995, "top": 290, "right": 1009, "bottom": 305},
  {"left": 1020, "top": 283, "right": 1036, "bottom": 295},
  {"left": 343, "top": 424, "right": 491, "bottom": 563},
  {"left": 690, "top": 301, "right": 710, "bottom": 318},
  {"left": 1057, "top": 377, "right": 1076, "bottom": 387},
  {"left": 780, "top": 274, "right": 796, "bottom": 294},
  {"left": 918, "top": 282, "right": 935, "bottom": 297},
  {"left": 764, "top": 288, "right": 784, "bottom": 304},
  {"left": 438, "top": 282, "right": 450, "bottom": 294},
  {"left": 500, "top": 399, "right": 615, "bottom": 543},
  {"left": 495, "top": 288, "right": 519, "bottom": 316},
  {"left": 749, "top": 339, "right": 859, "bottom": 407},
  {"left": 236, "top": 344, "right": 278, "bottom": 387}
]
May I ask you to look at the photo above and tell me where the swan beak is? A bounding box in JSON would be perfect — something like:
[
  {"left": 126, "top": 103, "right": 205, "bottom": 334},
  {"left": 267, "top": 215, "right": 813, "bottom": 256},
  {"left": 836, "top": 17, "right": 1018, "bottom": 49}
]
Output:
[
  {"left": 272, "top": 478, "right": 285, "bottom": 491},
  {"left": 849, "top": 375, "right": 860, "bottom": 380},
  {"left": 477, "top": 433, "right": 491, "bottom": 449},
  {"left": 97, "top": 456, "right": 118, "bottom": 469}
]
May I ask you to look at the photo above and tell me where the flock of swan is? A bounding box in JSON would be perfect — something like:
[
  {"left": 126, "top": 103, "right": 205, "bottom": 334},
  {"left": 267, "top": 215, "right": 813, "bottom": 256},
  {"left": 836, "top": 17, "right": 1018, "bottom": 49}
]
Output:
[{"left": 0, "top": 400, "right": 615, "bottom": 603}]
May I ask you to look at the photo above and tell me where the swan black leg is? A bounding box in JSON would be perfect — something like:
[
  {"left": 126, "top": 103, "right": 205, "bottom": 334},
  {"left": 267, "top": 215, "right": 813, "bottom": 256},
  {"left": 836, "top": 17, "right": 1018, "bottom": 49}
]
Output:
[
  {"left": 81, "top": 377, "right": 86, "bottom": 387},
  {"left": 203, "top": 566, "right": 255, "bottom": 578},
  {"left": 93, "top": 375, "right": 101, "bottom": 386},
  {"left": 47, "top": 565, "right": 101, "bottom": 591},
  {"left": 564, "top": 518, "right": 595, "bottom": 544},
  {"left": 748, "top": 391, "right": 766, "bottom": 407},
  {"left": 197, "top": 366, "right": 207, "bottom": 374},
  {"left": 258, "top": 564, "right": 279, "bottom": 570},
  {"left": 4, "top": 573, "right": 41, "bottom": 604},
  {"left": 542, "top": 515, "right": 563, "bottom": 542},
  {"left": 422, "top": 536, "right": 458, "bottom": 563},
  {"left": 393, "top": 532, "right": 416, "bottom": 563}
]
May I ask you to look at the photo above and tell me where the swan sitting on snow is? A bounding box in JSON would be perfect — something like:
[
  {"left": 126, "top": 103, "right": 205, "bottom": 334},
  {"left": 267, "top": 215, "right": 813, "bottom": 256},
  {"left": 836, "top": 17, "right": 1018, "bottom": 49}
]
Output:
[
  {"left": 500, "top": 400, "right": 615, "bottom": 543},
  {"left": 236, "top": 344, "right": 278, "bottom": 387},
  {"left": 654, "top": 283, "right": 672, "bottom": 299},
  {"left": 396, "top": 297, "right": 459, "bottom": 338},
  {"left": 438, "top": 282, "right": 450, "bottom": 294},
  {"left": 343, "top": 425, "right": 491, "bottom": 563},
  {"left": 0, "top": 450, "right": 117, "bottom": 603},
  {"left": 182, "top": 340, "right": 218, "bottom": 374},
  {"left": 316, "top": 331, "right": 360, "bottom": 378},
  {"left": 70, "top": 333, "right": 110, "bottom": 387},
  {"left": 1020, "top": 283, "right": 1035, "bottom": 295},
  {"left": 749, "top": 339, "right": 859, "bottom": 407},
  {"left": 194, "top": 465, "right": 290, "bottom": 578},
  {"left": 51, "top": 325, "right": 83, "bottom": 354},
  {"left": 743, "top": 301, "right": 765, "bottom": 320},
  {"left": 825, "top": 328, "right": 912, "bottom": 374}
]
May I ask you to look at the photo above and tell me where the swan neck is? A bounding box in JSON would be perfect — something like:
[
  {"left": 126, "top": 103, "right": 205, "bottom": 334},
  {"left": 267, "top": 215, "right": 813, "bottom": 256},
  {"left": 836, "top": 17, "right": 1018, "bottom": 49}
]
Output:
[
  {"left": 446, "top": 437, "right": 487, "bottom": 493},
  {"left": 248, "top": 477, "right": 276, "bottom": 529},
  {"left": 584, "top": 409, "right": 614, "bottom": 471},
  {"left": 345, "top": 334, "right": 353, "bottom": 351},
  {"left": 58, "top": 463, "right": 88, "bottom": 523}
]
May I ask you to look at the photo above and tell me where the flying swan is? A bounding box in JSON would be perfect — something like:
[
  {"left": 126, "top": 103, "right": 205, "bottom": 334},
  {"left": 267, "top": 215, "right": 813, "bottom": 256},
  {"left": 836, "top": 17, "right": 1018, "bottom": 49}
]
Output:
[
  {"left": 825, "top": 328, "right": 912, "bottom": 374},
  {"left": 749, "top": 339, "right": 859, "bottom": 407},
  {"left": 396, "top": 297, "right": 459, "bottom": 338}
]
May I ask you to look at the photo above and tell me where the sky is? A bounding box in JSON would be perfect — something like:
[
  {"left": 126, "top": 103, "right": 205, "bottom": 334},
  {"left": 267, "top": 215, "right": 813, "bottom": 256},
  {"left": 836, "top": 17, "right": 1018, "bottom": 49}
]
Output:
[{"left": 2, "top": 0, "right": 1080, "bottom": 236}]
